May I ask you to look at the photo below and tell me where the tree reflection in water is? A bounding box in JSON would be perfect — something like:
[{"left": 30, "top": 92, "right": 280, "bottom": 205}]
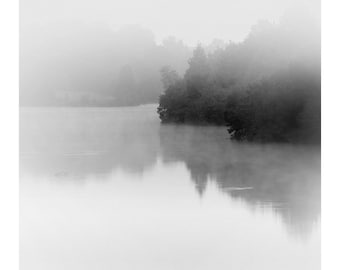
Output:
[
  {"left": 159, "top": 124, "right": 320, "bottom": 239},
  {"left": 20, "top": 106, "right": 320, "bottom": 239}
]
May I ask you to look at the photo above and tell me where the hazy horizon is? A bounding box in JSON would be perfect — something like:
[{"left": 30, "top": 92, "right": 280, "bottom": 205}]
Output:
[
  {"left": 21, "top": 0, "right": 320, "bottom": 46},
  {"left": 20, "top": 0, "right": 320, "bottom": 107}
]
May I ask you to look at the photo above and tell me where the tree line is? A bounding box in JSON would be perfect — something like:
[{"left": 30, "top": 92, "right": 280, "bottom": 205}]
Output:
[
  {"left": 158, "top": 10, "right": 320, "bottom": 143},
  {"left": 20, "top": 24, "right": 192, "bottom": 107}
]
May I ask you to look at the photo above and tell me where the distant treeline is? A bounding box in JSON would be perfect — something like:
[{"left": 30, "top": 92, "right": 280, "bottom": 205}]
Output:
[
  {"left": 20, "top": 24, "right": 231, "bottom": 107},
  {"left": 158, "top": 10, "right": 320, "bottom": 143},
  {"left": 20, "top": 24, "right": 193, "bottom": 107}
]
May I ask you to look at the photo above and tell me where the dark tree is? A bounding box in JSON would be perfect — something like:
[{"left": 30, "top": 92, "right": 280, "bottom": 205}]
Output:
[{"left": 157, "top": 10, "right": 320, "bottom": 144}]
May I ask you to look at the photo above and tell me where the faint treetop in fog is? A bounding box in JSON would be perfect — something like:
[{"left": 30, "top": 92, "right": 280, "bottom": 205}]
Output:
[
  {"left": 205, "top": 39, "right": 227, "bottom": 54},
  {"left": 160, "top": 66, "right": 180, "bottom": 90},
  {"left": 185, "top": 45, "right": 210, "bottom": 83}
]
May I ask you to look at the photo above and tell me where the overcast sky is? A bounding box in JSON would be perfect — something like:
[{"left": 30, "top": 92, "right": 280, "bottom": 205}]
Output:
[{"left": 21, "top": 0, "right": 319, "bottom": 46}]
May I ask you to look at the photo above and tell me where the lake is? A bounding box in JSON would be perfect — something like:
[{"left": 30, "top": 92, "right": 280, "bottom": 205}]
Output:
[{"left": 20, "top": 105, "right": 320, "bottom": 270}]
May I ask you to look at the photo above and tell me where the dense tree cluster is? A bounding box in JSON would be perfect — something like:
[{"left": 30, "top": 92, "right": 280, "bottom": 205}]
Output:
[{"left": 158, "top": 10, "right": 320, "bottom": 143}]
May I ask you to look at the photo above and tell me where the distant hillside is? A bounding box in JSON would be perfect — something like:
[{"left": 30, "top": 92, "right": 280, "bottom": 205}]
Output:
[{"left": 20, "top": 23, "right": 192, "bottom": 106}]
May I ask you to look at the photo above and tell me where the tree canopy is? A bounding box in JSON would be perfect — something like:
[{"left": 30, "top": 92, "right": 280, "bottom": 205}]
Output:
[{"left": 158, "top": 10, "right": 320, "bottom": 143}]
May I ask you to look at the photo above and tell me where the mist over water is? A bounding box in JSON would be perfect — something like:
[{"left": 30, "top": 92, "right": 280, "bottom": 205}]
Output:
[
  {"left": 20, "top": 105, "right": 320, "bottom": 270},
  {"left": 20, "top": 0, "right": 321, "bottom": 268}
]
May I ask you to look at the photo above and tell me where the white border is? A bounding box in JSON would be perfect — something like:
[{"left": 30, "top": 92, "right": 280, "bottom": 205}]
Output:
[
  {"left": 322, "top": 0, "right": 340, "bottom": 270},
  {"left": 0, "top": 0, "right": 19, "bottom": 269}
]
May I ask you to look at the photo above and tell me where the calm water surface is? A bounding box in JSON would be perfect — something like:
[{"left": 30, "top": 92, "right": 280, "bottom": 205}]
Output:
[{"left": 20, "top": 105, "right": 320, "bottom": 270}]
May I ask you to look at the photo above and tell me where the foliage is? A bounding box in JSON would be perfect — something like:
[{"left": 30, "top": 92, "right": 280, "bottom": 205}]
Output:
[{"left": 157, "top": 11, "right": 320, "bottom": 143}]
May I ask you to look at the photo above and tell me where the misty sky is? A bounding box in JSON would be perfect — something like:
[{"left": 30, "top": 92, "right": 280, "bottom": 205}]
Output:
[{"left": 21, "top": 0, "right": 319, "bottom": 46}]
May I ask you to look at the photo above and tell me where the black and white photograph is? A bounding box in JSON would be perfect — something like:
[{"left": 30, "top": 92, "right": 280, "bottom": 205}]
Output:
[{"left": 9, "top": 0, "right": 328, "bottom": 269}]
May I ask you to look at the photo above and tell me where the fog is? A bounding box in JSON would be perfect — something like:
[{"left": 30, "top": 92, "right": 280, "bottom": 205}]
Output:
[
  {"left": 20, "top": 23, "right": 192, "bottom": 105},
  {"left": 20, "top": 0, "right": 320, "bottom": 107},
  {"left": 20, "top": 2, "right": 321, "bottom": 268},
  {"left": 21, "top": 0, "right": 319, "bottom": 45},
  {"left": 20, "top": 105, "right": 320, "bottom": 270}
]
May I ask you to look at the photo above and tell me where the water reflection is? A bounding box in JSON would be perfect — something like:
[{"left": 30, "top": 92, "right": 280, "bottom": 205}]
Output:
[
  {"left": 20, "top": 105, "right": 320, "bottom": 240},
  {"left": 159, "top": 124, "right": 320, "bottom": 239},
  {"left": 20, "top": 106, "right": 160, "bottom": 177}
]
